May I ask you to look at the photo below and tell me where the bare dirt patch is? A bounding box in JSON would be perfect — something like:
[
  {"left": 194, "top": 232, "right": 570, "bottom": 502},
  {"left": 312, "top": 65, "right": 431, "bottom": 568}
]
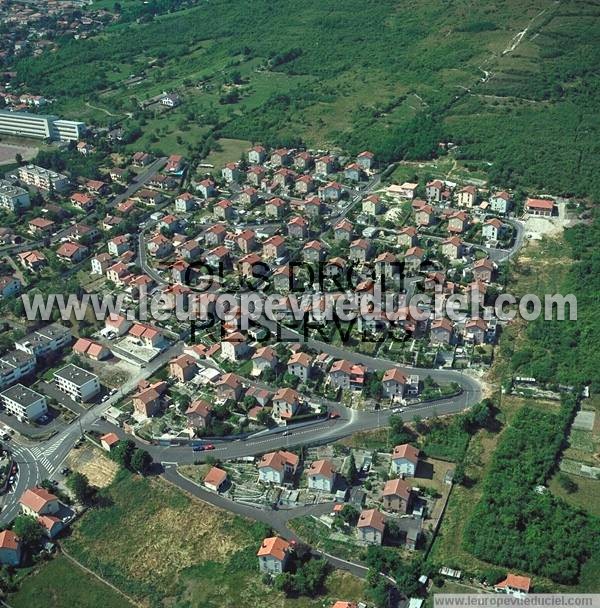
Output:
[{"left": 65, "top": 443, "right": 119, "bottom": 488}]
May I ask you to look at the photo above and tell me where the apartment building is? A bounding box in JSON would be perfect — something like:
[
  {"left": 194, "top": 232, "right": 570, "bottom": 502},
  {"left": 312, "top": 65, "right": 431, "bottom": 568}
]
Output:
[
  {"left": 0, "top": 384, "right": 47, "bottom": 422},
  {"left": 15, "top": 323, "right": 72, "bottom": 358},
  {"left": 17, "top": 164, "right": 69, "bottom": 193},
  {"left": 53, "top": 364, "right": 100, "bottom": 402},
  {"left": 0, "top": 350, "right": 36, "bottom": 391},
  {"left": 0, "top": 180, "right": 30, "bottom": 212}
]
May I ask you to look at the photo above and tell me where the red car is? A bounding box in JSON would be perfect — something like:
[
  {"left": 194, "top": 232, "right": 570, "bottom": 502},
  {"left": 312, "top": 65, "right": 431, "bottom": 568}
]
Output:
[
  {"left": 204, "top": 444, "right": 215, "bottom": 450},
  {"left": 329, "top": 411, "right": 340, "bottom": 419}
]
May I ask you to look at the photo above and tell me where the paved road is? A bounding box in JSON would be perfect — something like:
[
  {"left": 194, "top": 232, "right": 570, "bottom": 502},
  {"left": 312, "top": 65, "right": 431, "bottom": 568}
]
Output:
[{"left": 0, "top": 340, "right": 184, "bottom": 524}]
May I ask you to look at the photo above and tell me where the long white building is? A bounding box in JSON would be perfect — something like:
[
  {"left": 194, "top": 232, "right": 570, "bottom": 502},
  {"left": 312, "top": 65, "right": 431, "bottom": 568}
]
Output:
[
  {"left": 54, "top": 364, "right": 100, "bottom": 402},
  {"left": 17, "top": 165, "right": 69, "bottom": 193},
  {"left": 0, "top": 384, "right": 47, "bottom": 422},
  {"left": 0, "top": 110, "right": 86, "bottom": 142},
  {"left": 0, "top": 180, "right": 30, "bottom": 212}
]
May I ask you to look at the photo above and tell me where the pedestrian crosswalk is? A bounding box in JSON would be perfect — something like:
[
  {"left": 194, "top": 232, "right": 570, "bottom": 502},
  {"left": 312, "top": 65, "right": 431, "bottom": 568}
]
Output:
[{"left": 28, "top": 445, "right": 54, "bottom": 472}]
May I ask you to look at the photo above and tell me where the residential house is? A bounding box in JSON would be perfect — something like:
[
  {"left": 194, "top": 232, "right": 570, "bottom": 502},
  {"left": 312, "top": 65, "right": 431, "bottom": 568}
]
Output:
[
  {"left": 204, "top": 467, "right": 227, "bottom": 492},
  {"left": 73, "top": 338, "right": 109, "bottom": 361},
  {"left": 357, "top": 508, "right": 385, "bottom": 545},
  {"left": 236, "top": 229, "right": 257, "bottom": 254},
  {"left": 270, "top": 148, "right": 292, "bottom": 167},
  {"left": 426, "top": 179, "right": 444, "bottom": 202},
  {"left": 344, "top": 163, "right": 362, "bottom": 182},
  {"left": 430, "top": 318, "right": 453, "bottom": 344},
  {"left": 382, "top": 368, "right": 407, "bottom": 400},
  {"left": 239, "top": 187, "right": 259, "bottom": 206},
  {"left": 205, "top": 223, "right": 227, "bottom": 246},
  {"left": 388, "top": 182, "right": 418, "bottom": 200},
  {"left": 262, "top": 234, "right": 286, "bottom": 260},
  {"left": 490, "top": 191, "right": 512, "bottom": 214},
  {"left": 165, "top": 154, "right": 185, "bottom": 173},
  {"left": 265, "top": 197, "right": 287, "bottom": 219},
  {"left": 288, "top": 215, "right": 309, "bottom": 239},
  {"left": 105, "top": 314, "right": 132, "bottom": 336},
  {"left": 169, "top": 354, "right": 197, "bottom": 383},
  {"left": 362, "top": 194, "right": 383, "bottom": 215},
  {"left": 315, "top": 155, "right": 336, "bottom": 176},
  {"left": 85, "top": 179, "right": 109, "bottom": 196},
  {"left": 257, "top": 536, "right": 292, "bottom": 574},
  {"left": 329, "top": 360, "right": 366, "bottom": 392},
  {"left": 465, "top": 318, "right": 487, "bottom": 344},
  {"left": 56, "top": 241, "right": 88, "bottom": 264},
  {"left": 196, "top": 178, "right": 216, "bottom": 199},
  {"left": 258, "top": 451, "right": 299, "bottom": 484},
  {"left": 287, "top": 352, "right": 313, "bottom": 382},
  {"left": 294, "top": 151, "right": 314, "bottom": 171},
  {"left": 222, "top": 162, "right": 241, "bottom": 183},
  {"left": 295, "top": 174, "right": 315, "bottom": 195},
  {"left": 28, "top": 217, "right": 55, "bottom": 235},
  {"left": 70, "top": 191, "right": 94, "bottom": 211},
  {"left": 18, "top": 250, "right": 47, "bottom": 272},
  {"left": 333, "top": 218, "right": 353, "bottom": 241},
  {"left": 482, "top": 218, "right": 504, "bottom": 241},
  {"left": 319, "top": 181, "right": 343, "bottom": 202},
  {"left": 214, "top": 198, "right": 234, "bottom": 221},
  {"left": 175, "top": 192, "right": 198, "bottom": 213},
  {"left": 272, "top": 265, "right": 292, "bottom": 292},
  {"left": 391, "top": 444, "right": 420, "bottom": 477},
  {"left": 128, "top": 323, "right": 162, "bottom": 348},
  {"left": 357, "top": 150, "right": 374, "bottom": 171},
  {"left": 147, "top": 234, "right": 173, "bottom": 258},
  {"left": 416, "top": 204, "right": 434, "bottom": 226},
  {"left": 252, "top": 346, "right": 278, "bottom": 376},
  {"left": 398, "top": 226, "right": 418, "bottom": 249},
  {"left": 248, "top": 145, "right": 267, "bottom": 165},
  {"left": 274, "top": 168, "right": 297, "bottom": 189},
  {"left": 221, "top": 332, "right": 250, "bottom": 362},
  {"left": 472, "top": 257, "right": 495, "bottom": 283},
  {"left": 303, "top": 240, "right": 325, "bottom": 262},
  {"left": 272, "top": 388, "right": 301, "bottom": 422},
  {"left": 216, "top": 373, "right": 244, "bottom": 401},
  {"left": 20, "top": 486, "right": 64, "bottom": 537},
  {"left": 98, "top": 431, "right": 120, "bottom": 451},
  {"left": 132, "top": 380, "right": 167, "bottom": 420},
  {"left": 404, "top": 246, "right": 425, "bottom": 272},
  {"left": 0, "top": 530, "right": 21, "bottom": 566},
  {"left": 132, "top": 152, "right": 153, "bottom": 167},
  {"left": 108, "top": 234, "right": 131, "bottom": 257},
  {"left": 247, "top": 165, "right": 265, "bottom": 186},
  {"left": 307, "top": 459, "right": 337, "bottom": 492},
  {"left": 448, "top": 211, "right": 469, "bottom": 234},
  {"left": 349, "top": 238, "right": 371, "bottom": 263},
  {"left": 185, "top": 399, "right": 212, "bottom": 432},
  {"left": 0, "top": 276, "right": 21, "bottom": 298},
  {"left": 441, "top": 236, "right": 463, "bottom": 260},
  {"left": 457, "top": 185, "right": 477, "bottom": 208},
  {"left": 382, "top": 478, "right": 414, "bottom": 513},
  {"left": 494, "top": 574, "right": 531, "bottom": 596}
]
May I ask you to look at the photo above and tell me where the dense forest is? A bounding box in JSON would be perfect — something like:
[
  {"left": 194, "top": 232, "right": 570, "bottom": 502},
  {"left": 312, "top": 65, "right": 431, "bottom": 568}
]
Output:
[{"left": 464, "top": 395, "right": 600, "bottom": 584}]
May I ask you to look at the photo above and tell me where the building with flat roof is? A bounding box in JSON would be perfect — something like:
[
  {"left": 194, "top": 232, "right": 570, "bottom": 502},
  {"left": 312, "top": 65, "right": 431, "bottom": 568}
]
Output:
[
  {"left": 0, "top": 110, "right": 86, "bottom": 142},
  {"left": 53, "top": 364, "right": 100, "bottom": 402},
  {"left": 17, "top": 164, "right": 69, "bottom": 193},
  {"left": 0, "top": 383, "right": 47, "bottom": 422},
  {"left": 0, "top": 180, "right": 30, "bottom": 212},
  {"left": 15, "top": 323, "right": 72, "bottom": 358},
  {"left": 0, "top": 350, "right": 36, "bottom": 391}
]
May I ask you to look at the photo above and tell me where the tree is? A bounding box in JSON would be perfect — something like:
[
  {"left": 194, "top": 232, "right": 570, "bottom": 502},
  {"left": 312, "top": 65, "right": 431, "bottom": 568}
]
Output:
[
  {"left": 15, "top": 153, "right": 23, "bottom": 166},
  {"left": 66, "top": 472, "right": 93, "bottom": 503},
  {"left": 110, "top": 439, "right": 136, "bottom": 469},
  {"left": 347, "top": 452, "right": 358, "bottom": 484},
  {"left": 12, "top": 515, "right": 43, "bottom": 547},
  {"left": 340, "top": 504, "right": 359, "bottom": 526},
  {"left": 131, "top": 448, "right": 153, "bottom": 474}
]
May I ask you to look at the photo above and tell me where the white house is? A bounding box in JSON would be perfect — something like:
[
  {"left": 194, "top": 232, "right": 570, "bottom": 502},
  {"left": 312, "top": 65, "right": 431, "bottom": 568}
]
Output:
[
  {"left": 391, "top": 443, "right": 420, "bottom": 477},
  {"left": 307, "top": 459, "right": 337, "bottom": 492},
  {"left": 257, "top": 450, "right": 299, "bottom": 484}
]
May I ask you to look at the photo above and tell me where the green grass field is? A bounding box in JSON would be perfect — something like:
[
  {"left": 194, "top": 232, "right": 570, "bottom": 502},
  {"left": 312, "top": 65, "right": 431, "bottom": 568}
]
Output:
[
  {"left": 9, "top": 555, "right": 133, "bottom": 608},
  {"left": 28, "top": 471, "right": 367, "bottom": 608}
]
